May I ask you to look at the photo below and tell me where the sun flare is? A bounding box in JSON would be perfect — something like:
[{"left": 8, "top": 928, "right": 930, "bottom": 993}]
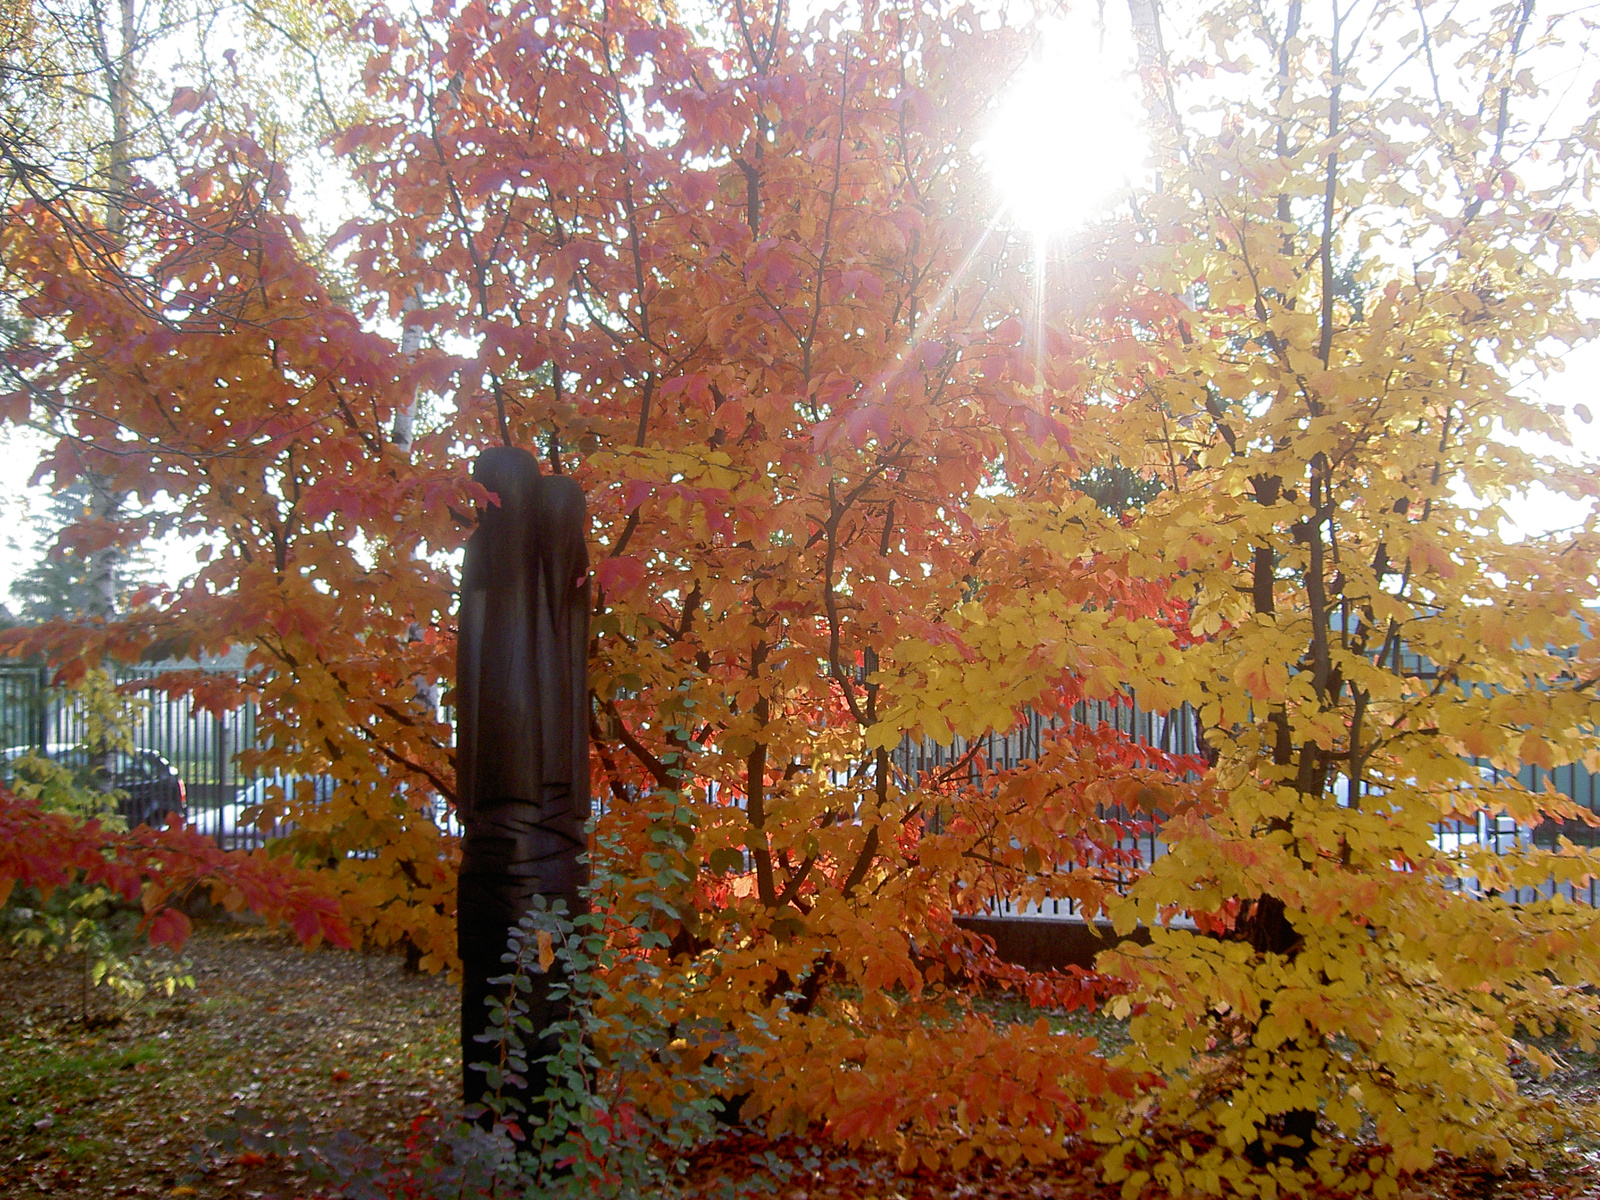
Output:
[{"left": 980, "top": 15, "right": 1149, "bottom": 237}]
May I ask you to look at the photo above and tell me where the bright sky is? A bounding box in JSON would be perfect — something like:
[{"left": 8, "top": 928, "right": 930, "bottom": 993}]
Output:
[
  {"left": 977, "top": 9, "right": 1148, "bottom": 235},
  {"left": 971, "top": 0, "right": 1600, "bottom": 544},
  {"left": 1495, "top": 339, "right": 1600, "bottom": 538},
  {"left": 0, "top": 427, "right": 50, "bottom": 604}
]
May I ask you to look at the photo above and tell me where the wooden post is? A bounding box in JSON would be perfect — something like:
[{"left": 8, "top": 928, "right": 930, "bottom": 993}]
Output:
[{"left": 455, "top": 446, "right": 590, "bottom": 1124}]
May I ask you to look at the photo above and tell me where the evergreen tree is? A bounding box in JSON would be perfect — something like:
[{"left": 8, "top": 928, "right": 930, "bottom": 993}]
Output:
[{"left": 10, "top": 478, "right": 149, "bottom": 622}]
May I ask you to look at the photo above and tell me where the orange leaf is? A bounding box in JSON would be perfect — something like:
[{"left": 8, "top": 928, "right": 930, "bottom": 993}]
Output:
[{"left": 536, "top": 929, "right": 555, "bottom": 973}]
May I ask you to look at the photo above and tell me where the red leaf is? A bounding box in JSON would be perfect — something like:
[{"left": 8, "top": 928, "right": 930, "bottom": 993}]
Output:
[
  {"left": 622, "top": 480, "right": 655, "bottom": 513},
  {"left": 147, "top": 907, "right": 192, "bottom": 950},
  {"left": 169, "top": 87, "right": 207, "bottom": 115},
  {"left": 594, "top": 555, "right": 646, "bottom": 596}
]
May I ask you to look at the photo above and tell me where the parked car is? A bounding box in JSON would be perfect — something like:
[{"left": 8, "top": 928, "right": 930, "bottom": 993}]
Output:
[
  {"left": 208, "top": 773, "right": 333, "bottom": 850},
  {"left": 0, "top": 743, "right": 186, "bottom": 829}
]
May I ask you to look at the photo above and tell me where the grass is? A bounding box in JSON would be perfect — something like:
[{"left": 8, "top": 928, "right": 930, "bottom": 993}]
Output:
[{"left": 1, "top": 1032, "right": 165, "bottom": 1147}]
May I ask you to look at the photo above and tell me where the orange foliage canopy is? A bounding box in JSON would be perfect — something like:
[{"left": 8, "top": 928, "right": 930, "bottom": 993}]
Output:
[
  {"left": 0, "top": 0, "right": 1186, "bottom": 1164},
  {"left": 15, "top": 0, "right": 1600, "bottom": 1183}
]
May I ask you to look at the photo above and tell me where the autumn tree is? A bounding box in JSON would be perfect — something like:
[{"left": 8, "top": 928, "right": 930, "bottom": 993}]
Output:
[
  {"left": 3, "top": 0, "right": 1183, "bottom": 1164},
  {"left": 992, "top": 0, "right": 1600, "bottom": 1187},
  {"left": 0, "top": 0, "right": 371, "bottom": 621},
  {"left": 329, "top": 0, "right": 1198, "bottom": 1160},
  {"left": 2, "top": 108, "right": 463, "bottom": 956},
  {"left": 9, "top": 0, "right": 1600, "bottom": 1187}
]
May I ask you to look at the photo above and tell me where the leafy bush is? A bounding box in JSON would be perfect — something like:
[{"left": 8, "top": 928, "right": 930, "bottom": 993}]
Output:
[
  {"left": 1, "top": 883, "right": 194, "bottom": 1020},
  {"left": 4, "top": 668, "right": 147, "bottom": 824},
  {"left": 1, "top": 668, "right": 174, "bottom": 1014},
  {"left": 466, "top": 823, "right": 758, "bottom": 1198}
]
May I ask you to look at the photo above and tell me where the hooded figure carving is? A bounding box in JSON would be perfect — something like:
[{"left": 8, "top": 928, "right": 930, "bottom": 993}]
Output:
[{"left": 456, "top": 445, "right": 590, "bottom": 1120}]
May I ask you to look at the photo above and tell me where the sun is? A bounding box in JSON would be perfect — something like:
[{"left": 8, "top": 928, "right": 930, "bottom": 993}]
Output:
[{"left": 979, "top": 14, "right": 1150, "bottom": 238}]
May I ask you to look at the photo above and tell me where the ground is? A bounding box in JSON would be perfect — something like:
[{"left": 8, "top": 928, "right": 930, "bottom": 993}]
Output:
[
  {"left": 0, "top": 922, "right": 457, "bottom": 1199},
  {"left": 0, "top": 922, "right": 1596, "bottom": 1199}
]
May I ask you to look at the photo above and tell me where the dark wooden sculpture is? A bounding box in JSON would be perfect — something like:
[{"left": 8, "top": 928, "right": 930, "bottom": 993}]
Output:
[{"left": 456, "top": 445, "right": 590, "bottom": 1121}]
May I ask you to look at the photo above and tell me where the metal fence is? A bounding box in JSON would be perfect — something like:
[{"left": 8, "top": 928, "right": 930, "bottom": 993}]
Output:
[
  {"left": 891, "top": 699, "right": 1190, "bottom": 922},
  {"left": 892, "top": 696, "right": 1600, "bottom": 918},
  {"left": 5, "top": 665, "right": 1597, "bottom": 907},
  {"left": 1439, "top": 757, "right": 1600, "bottom": 906},
  {"left": 0, "top": 665, "right": 269, "bottom": 846}
]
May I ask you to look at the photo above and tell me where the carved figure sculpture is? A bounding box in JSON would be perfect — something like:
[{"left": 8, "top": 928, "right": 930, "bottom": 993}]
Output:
[{"left": 456, "top": 445, "right": 590, "bottom": 1120}]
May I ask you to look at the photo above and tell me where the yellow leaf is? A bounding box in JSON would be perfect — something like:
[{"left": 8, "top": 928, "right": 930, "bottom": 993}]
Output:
[{"left": 1519, "top": 734, "right": 1557, "bottom": 769}]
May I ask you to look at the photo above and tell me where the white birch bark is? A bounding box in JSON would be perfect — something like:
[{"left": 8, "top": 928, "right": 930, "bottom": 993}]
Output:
[{"left": 392, "top": 289, "right": 425, "bottom": 454}]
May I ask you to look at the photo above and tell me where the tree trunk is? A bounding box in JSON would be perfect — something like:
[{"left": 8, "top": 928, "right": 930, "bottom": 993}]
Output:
[
  {"left": 393, "top": 289, "right": 424, "bottom": 454},
  {"left": 82, "top": 0, "right": 139, "bottom": 619},
  {"left": 104, "top": 0, "right": 136, "bottom": 246},
  {"left": 83, "top": 474, "right": 121, "bottom": 619}
]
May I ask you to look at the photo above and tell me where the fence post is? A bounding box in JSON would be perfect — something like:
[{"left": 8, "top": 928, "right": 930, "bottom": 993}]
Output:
[
  {"left": 34, "top": 665, "right": 48, "bottom": 750},
  {"left": 215, "top": 709, "right": 229, "bottom": 802}
]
